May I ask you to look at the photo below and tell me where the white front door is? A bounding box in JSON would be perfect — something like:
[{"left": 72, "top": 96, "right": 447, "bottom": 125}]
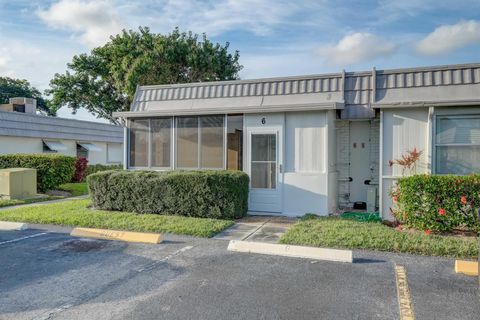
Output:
[
  {"left": 248, "top": 129, "right": 283, "bottom": 213},
  {"left": 349, "top": 121, "right": 371, "bottom": 203}
]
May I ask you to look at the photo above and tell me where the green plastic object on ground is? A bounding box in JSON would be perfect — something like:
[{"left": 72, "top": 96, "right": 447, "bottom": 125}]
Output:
[{"left": 340, "top": 211, "right": 381, "bottom": 222}]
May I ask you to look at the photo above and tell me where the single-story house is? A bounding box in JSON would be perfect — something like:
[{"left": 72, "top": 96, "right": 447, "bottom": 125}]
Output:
[
  {"left": 0, "top": 97, "right": 123, "bottom": 165},
  {"left": 113, "top": 63, "right": 480, "bottom": 219}
]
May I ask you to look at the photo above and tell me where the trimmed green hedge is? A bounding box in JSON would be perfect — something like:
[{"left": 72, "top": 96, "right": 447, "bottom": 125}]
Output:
[
  {"left": 392, "top": 174, "right": 480, "bottom": 232},
  {"left": 85, "top": 164, "right": 123, "bottom": 178},
  {"left": 0, "top": 154, "right": 76, "bottom": 192},
  {"left": 88, "top": 170, "right": 249, "bottom": 219}
]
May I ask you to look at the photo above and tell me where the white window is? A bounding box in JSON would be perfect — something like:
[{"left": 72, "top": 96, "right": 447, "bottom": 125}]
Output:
[
  {"left": 129, "top": 119, "right": 149, "bottom": 167},
  {"left": 175, "top": 115, "right": 225, "bottom": 169},
  {"left": 128, "top": 115, "right": 239, "bottom": 170},
  {"left": 435, "top": 115, "right": 480, "bottom": 174}
]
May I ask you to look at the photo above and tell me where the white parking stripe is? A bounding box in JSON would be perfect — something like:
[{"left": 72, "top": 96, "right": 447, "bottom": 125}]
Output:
[{"left": 0, "top": 232, "right": 48, "bottom": 245}]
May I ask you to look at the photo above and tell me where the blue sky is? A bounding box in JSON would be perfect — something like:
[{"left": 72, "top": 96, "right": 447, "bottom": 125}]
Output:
[{"left": 1, "top": 0, "right": 480, "bottom": 122}]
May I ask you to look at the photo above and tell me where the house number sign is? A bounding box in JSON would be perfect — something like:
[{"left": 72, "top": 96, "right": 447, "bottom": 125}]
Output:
[{"left": 261, "top": 117, "right": 266, "bottom": 125}]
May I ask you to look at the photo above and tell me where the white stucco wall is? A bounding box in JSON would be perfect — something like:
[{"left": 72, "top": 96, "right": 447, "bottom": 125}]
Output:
[
  {"left": 283, "top": 110, "right": 330, "bottom": 216},
  {"left": 244, "top": 110, "right": 335, "bottom": 216},
  {"left": 380, "top": 108, "right": 430, "bottom": 220}
]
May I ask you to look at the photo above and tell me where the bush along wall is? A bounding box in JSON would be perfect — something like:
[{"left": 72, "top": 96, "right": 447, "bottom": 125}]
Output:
[
  {"left": 392, "top": 174, "right": 480, "bottom": 232},
  {"left": 0, "top": 154, "right": 76, "bottom": 192},
  {"left": 88, "top": 170, "right": 250, "bottom": 219}
]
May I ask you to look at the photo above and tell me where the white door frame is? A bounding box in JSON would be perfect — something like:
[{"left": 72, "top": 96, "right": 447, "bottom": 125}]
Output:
[{"left": 246, "top": 127, "right": 283, "bottom": 213}]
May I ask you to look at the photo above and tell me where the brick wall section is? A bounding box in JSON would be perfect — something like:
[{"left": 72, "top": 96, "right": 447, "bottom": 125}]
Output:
[
  {"left": 336, "top": 121, "right": 350, "bottom": 208},
  {"left": 369, "top": 119, "right": 380, "bottom": 184}
]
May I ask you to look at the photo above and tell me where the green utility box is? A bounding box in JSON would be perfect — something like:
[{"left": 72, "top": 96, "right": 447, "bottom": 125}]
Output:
[{"left": 0, "top": 168, "right": 37, "bottom": 200}]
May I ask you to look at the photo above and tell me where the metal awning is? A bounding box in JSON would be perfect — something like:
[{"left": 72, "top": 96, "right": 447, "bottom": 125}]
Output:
[
  {"left": 42, "top": 140, "right": 67, "bottom": 151},
  {"left": 77, "top": 142, "right": 102, "bottom": 152}
]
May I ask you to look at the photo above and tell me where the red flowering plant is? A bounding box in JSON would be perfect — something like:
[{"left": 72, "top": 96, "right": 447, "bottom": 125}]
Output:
[
  {"left": 391, "top": 174, "right": 480, "bottom": 233},
  {"left": 73, "top": 157, "right": 89, "bottom": 182}
]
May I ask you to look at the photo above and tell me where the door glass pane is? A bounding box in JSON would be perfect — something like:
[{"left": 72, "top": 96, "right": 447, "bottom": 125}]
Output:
[
  {"left": 436, "top": 146, "right": 480, "bottom": 174},
  {"left": 129, "top": 119, "right": 148, "bottom": 167},
  {"left": 251, "top": 133, "right": 276, "bottom": 189},
  {"left": 176, "top": 117, "right": 198, "bottom": 168},
  {"left": 151, "top": 118, "right": 171, "bottom": 167},
  {"left": 227, "top": 115, "right": 243, "bottom": 170},
  {"left": 251, "top": 163, "right": 276, "bottom": 189},
  {"left": 251, "top": 134, "right": 276, "bottom": 161},
  {"left": 200, "top": 116, "right": 224, "bottom": 168}
]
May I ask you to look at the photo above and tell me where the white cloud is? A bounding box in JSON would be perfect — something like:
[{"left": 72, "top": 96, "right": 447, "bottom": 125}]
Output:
[
  {"left": 37, "top": 0, "right": 124, "bottom": 47},
  {"left": 416, "top": 20, "right": 480, "bottom": 56},
  {"left": 135, "top": 0, "right": 299, "bottom": 36},
  {"left": 0, "top": 38, "right": 75, "bottom": 91},
  {"left": 316, "top": 33, "right": 396, "bottom": 66}
]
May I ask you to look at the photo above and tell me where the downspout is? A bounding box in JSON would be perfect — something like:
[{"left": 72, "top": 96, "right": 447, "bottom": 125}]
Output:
[
  {"left": 379, "top": 109, "right": 384, "bottom": 218},
  {"left": 123, "top": 118, "right": 128, "bottom": 170},
  {"left": 427, "top": 106, "right": 434, "bottom": 174}
]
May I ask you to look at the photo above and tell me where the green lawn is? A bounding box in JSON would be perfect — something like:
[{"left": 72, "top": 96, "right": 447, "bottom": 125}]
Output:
[
  {"left": 0, "top": 196, "right": 62, "bottom": 208},
  {"left": 57, "top": 182, "right": 89, "bottom": 196},
  {"left": 0, "top": 182, "right": 88, "bottom": 209},
  {"left": 280, "top": 216, "right": 479, "bottom": 258},
  {"left": 0, "top": 199, "right": 234, "bottom": 238}
]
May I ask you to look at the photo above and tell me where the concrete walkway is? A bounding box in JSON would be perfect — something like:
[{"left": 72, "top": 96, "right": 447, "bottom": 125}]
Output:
[
  {"left": 214, "top": 216, "right": 297, "bottom": 243},
  {"left": 0, "top": 195, "right": 89, "bottom": 211}
]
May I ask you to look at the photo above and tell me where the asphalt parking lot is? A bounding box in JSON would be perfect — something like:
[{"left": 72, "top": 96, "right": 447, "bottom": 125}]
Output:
[{"left": 0, "top": 229, "right": 478, "bottom": 320}]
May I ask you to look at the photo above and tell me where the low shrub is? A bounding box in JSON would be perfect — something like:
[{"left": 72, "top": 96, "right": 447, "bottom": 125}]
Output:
[
  {"left": 0, "top": 154, "right": 76, "bottom": 192},
  {"left": 86, "top": 163, "right": 123, "bottom": 177},
  {"left": 88, "top": 170, "right": 249, "bottom": 219},
  {"left": 392, "top": 174, "right": 480, "bottom": 232},
  {"left": 73, "top": 157, "right": 88, "bottom": 182}
]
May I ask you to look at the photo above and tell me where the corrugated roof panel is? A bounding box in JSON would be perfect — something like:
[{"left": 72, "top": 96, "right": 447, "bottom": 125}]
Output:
[
  {"left": 474, "top": 68, "right": 480, "bottom": 83},
  {"left": 453, "top": 69, "right": 463, "bottom": 85},
  {"left": 126, "top": 63, "right": 480, "bottom": 120}
]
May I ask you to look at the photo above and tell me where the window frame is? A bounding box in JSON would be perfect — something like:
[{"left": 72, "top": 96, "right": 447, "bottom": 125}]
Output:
[
  {"left": 128, "top": 114, "right": 243, "bottom": 171},
  {"left": 433, "top": 114, "right": 480, "bottom": 175},
  {"left": 127, "top": 118, "right": 151, "bottom": 170},
  {"left": 150, "top": 117, "right": 174, "bottom": 170},
  {"left": 76, "top": 144, "right": 89, "bottom": 159}
]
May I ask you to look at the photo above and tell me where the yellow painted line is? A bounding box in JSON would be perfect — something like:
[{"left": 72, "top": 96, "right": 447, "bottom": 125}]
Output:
[
  {"left": 70, "top": 228, "right": 162, "bottom": 244},
  {"left": 455, "top": 260, "right": 479, "bottom": 276},
  {"left": 394, "top": 265, "right": 415, "bottom": 320}
]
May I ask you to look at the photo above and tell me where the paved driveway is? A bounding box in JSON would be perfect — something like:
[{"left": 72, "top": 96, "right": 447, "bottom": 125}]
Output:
[{"left": 0, "top": 229, "right": 478, "bottom": 320}]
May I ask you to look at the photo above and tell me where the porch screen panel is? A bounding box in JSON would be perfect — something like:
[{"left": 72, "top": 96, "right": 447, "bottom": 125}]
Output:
[
  {"left": 129, "top": 119, "right": 149, "bottom": 167},
  {"left": 200, "top": 116, "right": 224, "bottom": 168},
  {"left": 176, "top": 117, "right": 199, "bottom": 168},
  {"left": 227, "top": 115, "right": 243, "bottom": 170},
  {"left": 435, "top": 116, "right": 480, "bottom": 174},
  {"left": 151, "top": 118, "right": 171, "bottom": 167}
]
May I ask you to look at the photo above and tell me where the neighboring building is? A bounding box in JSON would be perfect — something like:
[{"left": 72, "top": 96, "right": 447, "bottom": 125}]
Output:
[
  {"left": 0, "top": 97, "right": 123, "bottom": 165},
  {"left": 113, "top": 63, "right": 480, "bottom": 219}
]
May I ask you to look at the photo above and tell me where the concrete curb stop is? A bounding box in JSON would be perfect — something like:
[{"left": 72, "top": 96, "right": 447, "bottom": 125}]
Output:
[
  {"left": 0, "top": 221, "right": 28, "bottom": 231},
  {"left": 227, "top": 240, "right": 353, "bottom": 263},
  {"left": 71, "top": 227, "right": 162, "bottom": 244},
  {"left": 454, "top": 260, "right": 479, "bottom": 276}
]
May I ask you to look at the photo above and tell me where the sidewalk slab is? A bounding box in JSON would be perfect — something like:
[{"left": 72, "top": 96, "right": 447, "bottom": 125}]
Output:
[
  {"left": 0, "top": 195, "right": 89, "bottom": 211},
  {"left": 213, "top": 223, "right": 261, "bottom": 240}
]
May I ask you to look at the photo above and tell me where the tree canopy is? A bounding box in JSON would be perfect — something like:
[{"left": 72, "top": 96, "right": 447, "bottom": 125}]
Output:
[
  {"left": 47, "top": 27, "right": 243, "bottom": 123},
  {"left": 0, "top": 77, "right": 55, "bottom": 115}
]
